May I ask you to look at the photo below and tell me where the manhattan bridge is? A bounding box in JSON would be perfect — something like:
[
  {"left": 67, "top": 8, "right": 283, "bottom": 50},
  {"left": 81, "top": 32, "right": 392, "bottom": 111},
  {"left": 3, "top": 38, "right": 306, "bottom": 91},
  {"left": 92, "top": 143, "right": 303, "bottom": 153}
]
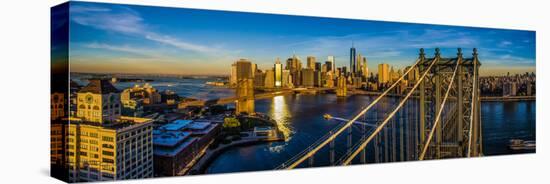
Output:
[{"left": 276, "top": 48, "right": 482, "bottom": 169}]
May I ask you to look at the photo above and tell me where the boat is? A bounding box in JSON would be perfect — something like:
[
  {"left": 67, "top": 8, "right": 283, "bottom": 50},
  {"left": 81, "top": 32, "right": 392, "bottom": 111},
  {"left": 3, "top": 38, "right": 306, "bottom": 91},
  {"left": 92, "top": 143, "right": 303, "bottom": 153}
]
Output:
[
  {"left": 509, "top": 139, "right": 536, "bottom": 150},
  {"left": 323, "top": 114, "right": 333, "bottom": 120}
]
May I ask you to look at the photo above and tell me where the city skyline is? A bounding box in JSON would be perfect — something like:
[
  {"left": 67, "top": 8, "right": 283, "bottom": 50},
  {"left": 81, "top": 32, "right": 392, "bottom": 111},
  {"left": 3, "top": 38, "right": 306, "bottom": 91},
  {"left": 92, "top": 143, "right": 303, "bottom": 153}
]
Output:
[{"left": 64, "top": 2, "right": 535, "bottom": 76}]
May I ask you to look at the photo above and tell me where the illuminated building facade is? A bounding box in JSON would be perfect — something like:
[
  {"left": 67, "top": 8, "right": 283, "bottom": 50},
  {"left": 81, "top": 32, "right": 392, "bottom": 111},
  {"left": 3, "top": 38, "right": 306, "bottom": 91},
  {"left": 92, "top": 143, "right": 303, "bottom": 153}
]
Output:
[
  {"left": 378, "top": 63, "right": 390, "bottom": 84},
  {"left": 274, "top": 58, "right": 283, "bottom": 87}
]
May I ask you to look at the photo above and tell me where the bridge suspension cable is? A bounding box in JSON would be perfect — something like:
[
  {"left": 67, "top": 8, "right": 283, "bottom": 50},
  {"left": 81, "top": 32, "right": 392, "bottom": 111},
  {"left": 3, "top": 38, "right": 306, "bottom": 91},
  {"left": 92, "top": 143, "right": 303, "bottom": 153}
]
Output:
[
  {"left": 279, "top": 58, "right": 422, "bottom": 169},
  {"left": 467, "top": 58, "right": 478, "bottom": 157},
  {"left": 418, "top": 57, "right": 461, "bottom": 160},
  {"left": 341, "top": 57, "right": 440, "bottom": 165}
]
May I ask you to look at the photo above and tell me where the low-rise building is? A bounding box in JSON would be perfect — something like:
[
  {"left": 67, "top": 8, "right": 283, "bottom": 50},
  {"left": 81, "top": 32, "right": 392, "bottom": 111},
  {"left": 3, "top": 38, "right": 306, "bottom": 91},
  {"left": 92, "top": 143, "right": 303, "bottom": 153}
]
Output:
[{"left": 152, "top": 120, "right": 220, "bottom": 176}]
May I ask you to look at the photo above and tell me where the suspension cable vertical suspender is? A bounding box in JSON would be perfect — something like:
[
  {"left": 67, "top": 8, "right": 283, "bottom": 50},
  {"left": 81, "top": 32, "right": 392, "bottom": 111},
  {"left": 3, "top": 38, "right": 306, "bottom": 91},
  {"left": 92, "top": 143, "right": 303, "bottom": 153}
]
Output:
[
  {"left": 419, "top": 56, "right": 461, "bottom": 160},
  {"left": 342, "top": 55, "right": 439, "bottom": 165}
]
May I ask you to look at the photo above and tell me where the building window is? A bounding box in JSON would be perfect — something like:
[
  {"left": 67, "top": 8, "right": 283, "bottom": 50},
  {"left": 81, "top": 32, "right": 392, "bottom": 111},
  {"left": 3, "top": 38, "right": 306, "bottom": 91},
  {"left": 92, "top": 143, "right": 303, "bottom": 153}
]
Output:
[
  {"left": 102, "top": 150, "right": 114, "bottom": 156},
  {"left": 102, "top": 158, "right": 114, "bottom": 164},
  {"left": 102, "top": 144, "right": 114, "bottom": 149},
  {"left": 102, "top": 136, "right": 114, "bottom": 142}
]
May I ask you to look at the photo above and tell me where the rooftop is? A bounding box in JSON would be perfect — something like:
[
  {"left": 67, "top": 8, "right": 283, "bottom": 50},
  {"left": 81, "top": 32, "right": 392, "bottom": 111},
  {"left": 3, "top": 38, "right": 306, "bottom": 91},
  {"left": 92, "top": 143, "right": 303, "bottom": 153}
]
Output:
[
  {"left": 79, "top": 79, "right": 120, "bottom": 94},
  {"left": 160, "top": 120, "right": 193, "bottom": 131},
  {"left": 153, "top": 131, "right": 197, "bottom": 157},
  {"left": 186, "top": 121, "right": 211, "bottom": 130},
  {"left": 153, "top": 131, "right": 192, "bottom": 147},
  {"left": 67, "top": 116, "right": 152, "bottom": 131}
]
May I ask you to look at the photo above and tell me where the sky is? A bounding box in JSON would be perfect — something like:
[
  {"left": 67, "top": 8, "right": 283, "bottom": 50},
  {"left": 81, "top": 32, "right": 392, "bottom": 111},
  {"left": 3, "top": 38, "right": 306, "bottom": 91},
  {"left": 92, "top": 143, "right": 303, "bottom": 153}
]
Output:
[{"left": 61, "top": 1, "right": 536, "bottom": 76}]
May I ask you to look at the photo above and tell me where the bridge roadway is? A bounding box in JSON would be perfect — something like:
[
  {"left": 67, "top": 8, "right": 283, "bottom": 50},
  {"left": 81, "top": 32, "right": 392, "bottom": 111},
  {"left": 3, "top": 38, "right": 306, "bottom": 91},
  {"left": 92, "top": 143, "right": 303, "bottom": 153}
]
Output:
[{"left": 178, "top": 87, "right": 334, "bottom": 108}]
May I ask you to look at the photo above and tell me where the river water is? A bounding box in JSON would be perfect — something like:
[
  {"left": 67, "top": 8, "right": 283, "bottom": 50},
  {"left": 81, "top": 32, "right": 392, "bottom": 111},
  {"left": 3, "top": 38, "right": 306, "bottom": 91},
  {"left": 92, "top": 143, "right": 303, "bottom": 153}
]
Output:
[
  {"left": 205, "top": 95, "right": 536, "bottom": 174},
  {"left": 72, "top": 76, "right": 536, "bottom": 174}
]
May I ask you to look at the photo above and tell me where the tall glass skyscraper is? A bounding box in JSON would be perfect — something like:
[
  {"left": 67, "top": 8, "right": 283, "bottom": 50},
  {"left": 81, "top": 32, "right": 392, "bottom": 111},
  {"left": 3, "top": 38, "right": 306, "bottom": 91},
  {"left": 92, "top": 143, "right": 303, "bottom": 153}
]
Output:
[
  {"left": 274, "top": 58, "right": 283, "bottom": 87},
  {"left": 350, "top": 43, "right": 356, "bottom": 74}
]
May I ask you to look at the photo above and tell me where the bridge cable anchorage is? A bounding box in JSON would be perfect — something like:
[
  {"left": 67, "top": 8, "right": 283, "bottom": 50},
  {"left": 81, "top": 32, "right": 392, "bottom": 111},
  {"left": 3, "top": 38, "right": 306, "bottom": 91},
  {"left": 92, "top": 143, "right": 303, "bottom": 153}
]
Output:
[
  {"left": 279, "top": 58, "right": 423, "bottom": 169},
  {"left": 418, "top": 57, "right": 461, "bottom": 160},
  {"left": 341, "top": 57, "right": 440, "bottom": 166},
  {"left": 467, "top": 58, "right": 478, "bottom": 157}
]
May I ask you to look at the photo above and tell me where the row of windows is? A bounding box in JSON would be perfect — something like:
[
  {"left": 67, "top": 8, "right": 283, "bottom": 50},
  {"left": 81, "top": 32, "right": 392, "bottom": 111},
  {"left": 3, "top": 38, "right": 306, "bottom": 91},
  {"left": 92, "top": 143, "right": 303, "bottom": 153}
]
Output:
[
  {"left": 102, "top": 144, "right": 114, "bottom": 149},
  {"left": 78, "top": 104, "right": 121, "bottom": 110},
  {"left": 118, "top": 126, "right": 152, "bottom": 140},
  {"left": 102, "top": 136, "right": 114, "bottom": 142}
]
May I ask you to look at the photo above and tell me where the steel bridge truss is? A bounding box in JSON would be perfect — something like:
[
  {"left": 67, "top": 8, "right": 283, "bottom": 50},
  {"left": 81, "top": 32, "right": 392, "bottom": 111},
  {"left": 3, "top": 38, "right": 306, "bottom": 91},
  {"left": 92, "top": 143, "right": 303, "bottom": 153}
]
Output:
[{"left": 277, "top": 48, "right": 482, "bottom": 169}]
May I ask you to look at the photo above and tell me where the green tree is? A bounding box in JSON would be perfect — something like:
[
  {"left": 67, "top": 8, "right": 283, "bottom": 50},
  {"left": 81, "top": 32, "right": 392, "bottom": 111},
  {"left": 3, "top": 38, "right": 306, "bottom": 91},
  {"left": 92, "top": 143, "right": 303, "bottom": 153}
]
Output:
[
  {"left": 223, "top": 117, "right": 241, "bottom": 136},
  {"left": 223, "top": 117, "right": 240, "bottom": 128}
]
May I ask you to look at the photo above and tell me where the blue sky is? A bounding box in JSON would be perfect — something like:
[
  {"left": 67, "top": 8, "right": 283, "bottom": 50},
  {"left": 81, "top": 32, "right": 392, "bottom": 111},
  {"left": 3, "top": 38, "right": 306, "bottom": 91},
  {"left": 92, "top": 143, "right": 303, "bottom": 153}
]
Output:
[{"left": 65, "top": 1, "right": 536, "bottom": 75}]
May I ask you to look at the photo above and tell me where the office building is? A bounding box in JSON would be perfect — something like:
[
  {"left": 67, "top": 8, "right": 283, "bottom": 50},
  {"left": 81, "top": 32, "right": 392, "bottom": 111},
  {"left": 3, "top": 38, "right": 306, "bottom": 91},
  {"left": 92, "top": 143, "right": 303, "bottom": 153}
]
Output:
[
  {"left": 301, "top": 68, "right": 314, "bottom": 88},
  {"left": 327, "top": 56, "right": 335, "bottom": 72},
  {"left": 307, "top": 56, "right": 316, "bottom": 70},
  {"left": 67, "top": 79, "right": 154, "bottom": 182},
  {"left": 274, "top": 58, "right": 283, "bottom": 87},
  {"left": 350, "top": 44, "right": 356, "bottom": 74},
  {"left": 153, "top": 120, "right": 220, "bottom": 176},
  {"left": 378, "top": 63, "right": 390, "bottom": 84},
  {"left": 264, "top": 69, "right": 275, "bottom": 88}
]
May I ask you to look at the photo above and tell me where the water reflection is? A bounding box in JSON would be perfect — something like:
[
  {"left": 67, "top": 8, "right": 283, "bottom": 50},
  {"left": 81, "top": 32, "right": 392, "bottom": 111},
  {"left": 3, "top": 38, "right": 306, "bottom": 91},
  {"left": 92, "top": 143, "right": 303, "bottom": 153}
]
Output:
[{"left": 269, "top": 96, "right": 293, "bottom": 139}]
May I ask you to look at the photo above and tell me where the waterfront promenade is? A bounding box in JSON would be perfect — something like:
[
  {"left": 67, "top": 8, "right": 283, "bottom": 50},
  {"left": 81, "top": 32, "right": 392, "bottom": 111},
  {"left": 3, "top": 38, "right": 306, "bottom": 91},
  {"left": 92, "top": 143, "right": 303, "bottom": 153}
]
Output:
[{"left": 187, "top": 130, "right": 285, "bottom": 175}]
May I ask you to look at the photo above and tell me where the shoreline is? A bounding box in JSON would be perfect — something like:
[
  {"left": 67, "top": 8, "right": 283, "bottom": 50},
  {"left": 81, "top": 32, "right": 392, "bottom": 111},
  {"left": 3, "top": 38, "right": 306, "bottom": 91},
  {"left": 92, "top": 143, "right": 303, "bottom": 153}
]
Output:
[{"left": 187, "top": 133, "right": 285, "bottom": 175}]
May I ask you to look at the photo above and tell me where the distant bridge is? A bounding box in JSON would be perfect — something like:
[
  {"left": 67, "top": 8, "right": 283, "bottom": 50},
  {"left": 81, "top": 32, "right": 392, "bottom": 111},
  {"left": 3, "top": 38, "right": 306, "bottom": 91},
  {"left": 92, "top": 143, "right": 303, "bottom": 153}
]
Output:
[{"left": 178, "top": 87, "right": 334, "bottom": 108}]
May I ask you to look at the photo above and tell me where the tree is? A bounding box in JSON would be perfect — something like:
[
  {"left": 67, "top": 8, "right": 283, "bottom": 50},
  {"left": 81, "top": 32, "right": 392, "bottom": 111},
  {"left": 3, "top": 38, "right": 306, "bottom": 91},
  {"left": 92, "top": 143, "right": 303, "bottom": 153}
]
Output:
[{"left": 223, "top": 117, "right": 240, "bottom": 129}]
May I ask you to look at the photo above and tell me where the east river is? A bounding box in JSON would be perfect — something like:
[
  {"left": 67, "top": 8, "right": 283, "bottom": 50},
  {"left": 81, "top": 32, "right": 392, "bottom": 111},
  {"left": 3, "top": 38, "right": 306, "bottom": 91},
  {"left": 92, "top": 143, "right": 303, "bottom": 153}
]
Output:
[{"left": 73, "top": 76, "right": 536, "bottom": 174}]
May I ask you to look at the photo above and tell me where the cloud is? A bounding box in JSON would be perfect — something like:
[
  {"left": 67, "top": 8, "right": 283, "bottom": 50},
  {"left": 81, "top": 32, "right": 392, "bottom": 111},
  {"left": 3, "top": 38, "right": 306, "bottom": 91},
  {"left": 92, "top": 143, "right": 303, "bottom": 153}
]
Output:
[
  {"left": 498, "top": 40, "right": 513, "bottom": 47},
  {"left": 70, "top": 5, "right": 111, "bottom": 13},
  {"left": 144, "top": 34, "right": 213, "bottom": 53},
  {"left": 82, "top": 42, "right": 163, "bottom": 58},
  {"left": 70, "top": 4, "right": 226, "bottom": 55}
]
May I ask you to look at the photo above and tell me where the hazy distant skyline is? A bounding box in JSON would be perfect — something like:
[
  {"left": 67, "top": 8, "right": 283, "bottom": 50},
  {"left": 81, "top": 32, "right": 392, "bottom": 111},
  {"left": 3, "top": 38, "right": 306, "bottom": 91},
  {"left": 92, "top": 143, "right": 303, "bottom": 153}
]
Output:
[{"left": 64, "top": 2, "right": 536, "bottom": 76}]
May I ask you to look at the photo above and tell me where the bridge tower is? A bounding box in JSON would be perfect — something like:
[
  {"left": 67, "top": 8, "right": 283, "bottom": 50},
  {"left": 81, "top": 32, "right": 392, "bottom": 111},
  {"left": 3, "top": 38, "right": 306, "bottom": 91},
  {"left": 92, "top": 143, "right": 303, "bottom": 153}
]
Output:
[
  {"left": 336, "top": 76, "right": 347, "bottom": 97},
  {"left": 417, "top": 48, "right": 481, "bottom": 159},
  {"left": 236, "top": 78, "right": 255, "bottom": 115},
  {"left": 234, "top": 60, "right": 256, "bottom": 115}
]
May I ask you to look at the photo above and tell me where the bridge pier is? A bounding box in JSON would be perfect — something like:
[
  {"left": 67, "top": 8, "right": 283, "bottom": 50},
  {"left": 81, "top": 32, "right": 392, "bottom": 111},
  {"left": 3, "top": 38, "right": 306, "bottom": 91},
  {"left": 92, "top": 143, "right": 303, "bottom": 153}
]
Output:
[
  {"left": 336, "top": 76, "right": 347, "bottom": 97},
  {"left": 235, "top": 78, "right": 255, "bottom": 115}
]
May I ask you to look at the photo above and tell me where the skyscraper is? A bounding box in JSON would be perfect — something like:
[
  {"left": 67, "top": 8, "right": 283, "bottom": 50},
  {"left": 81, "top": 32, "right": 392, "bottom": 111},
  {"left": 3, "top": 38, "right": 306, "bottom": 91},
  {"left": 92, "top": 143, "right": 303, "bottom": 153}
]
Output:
[
  {"left": 315, "top": 62, "right": 322, "bottom": 71},
  {"left": 301, "top": 68, "right": 314, "bottom": 88},
  {"left": 254, "top": 70, "right": 265, "bottom": 87},
  {"left": 287, "top": 55, "right": 302, "bottom": 86},
  {"left": 282, "top": 69, "right": 291, "bottom": 88},
  {"left": 264, "top": 69, "right": 275, "bottom": 88},
  {"left": 230, "top": 63, "right": 237, "bottom": 86},
  {"left": 274, "top": 58, "right": 283, "bottom": 87},
  {"left": 327, "top": 56, "right": 335, "bottom": 72},
  {"left": 356, "top": 53, "right": 362, "bottom": 75},
  {"left": 378, "top": 63, "right": 390, "bottom": 84},
  {"left": 235, "top": 59, "right": 253, "bottom": 80},
  {"left": 350, "top": 43, "right": 356, "bottom": 74},
  {"left": 307, "top": 56, "right": 316, "bottom": 70},
  {"left": 362, "top": 57, "right": 369, "bottom": 78}
]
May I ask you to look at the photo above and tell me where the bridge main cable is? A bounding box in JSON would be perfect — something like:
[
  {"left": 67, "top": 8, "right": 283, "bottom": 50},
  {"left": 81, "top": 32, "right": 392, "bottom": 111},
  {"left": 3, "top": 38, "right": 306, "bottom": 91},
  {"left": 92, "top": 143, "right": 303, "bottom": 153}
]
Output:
[
  {"left": 341, "top": 56, "right": 440, "bottom": 165},
  {"left": 418, "top": 57, "right": 461, "bottom": 160},
  {"left": 281, "top": 58, "right": 423, "bottom": 169},
  {"left": 467, "top": 56, "right": 478, "bottom": 157}
]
